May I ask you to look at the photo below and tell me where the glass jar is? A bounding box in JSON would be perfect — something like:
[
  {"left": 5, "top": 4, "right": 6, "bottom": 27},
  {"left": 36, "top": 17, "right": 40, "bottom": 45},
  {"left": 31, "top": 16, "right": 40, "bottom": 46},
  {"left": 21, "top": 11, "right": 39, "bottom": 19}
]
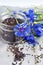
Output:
[
  {"left": 0, "top": 11, "right": 27, "bottom": 43},
  {"left": 14, "top": 12, "right": 27, "bottom": 24}
]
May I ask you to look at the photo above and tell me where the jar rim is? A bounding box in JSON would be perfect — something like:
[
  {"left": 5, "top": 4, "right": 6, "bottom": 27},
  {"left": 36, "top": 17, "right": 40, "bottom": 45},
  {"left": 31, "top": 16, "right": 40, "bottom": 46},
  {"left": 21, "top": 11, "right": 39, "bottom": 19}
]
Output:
[
  {"left": 0, "top": 11, "right": 27, "bottom": 27},
  {"left": 15, "top": 12, "right": 27, "bottom": 24}
]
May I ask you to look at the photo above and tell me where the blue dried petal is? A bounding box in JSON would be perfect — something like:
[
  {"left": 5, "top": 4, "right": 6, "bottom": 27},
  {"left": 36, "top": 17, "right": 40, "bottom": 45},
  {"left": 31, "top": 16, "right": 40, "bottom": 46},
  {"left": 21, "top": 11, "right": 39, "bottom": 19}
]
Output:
[
  {"left": 24, "top": 34, "right": 37, "bottom": 46},
  {"left": 23, "top": 12, "right": 29, "bottom": 18},
  {"left": 29, "top": 9, "right": 34, "bottom": 13},
  {"left": 33, "top": 24, "right": 43, "bottom": 37}
]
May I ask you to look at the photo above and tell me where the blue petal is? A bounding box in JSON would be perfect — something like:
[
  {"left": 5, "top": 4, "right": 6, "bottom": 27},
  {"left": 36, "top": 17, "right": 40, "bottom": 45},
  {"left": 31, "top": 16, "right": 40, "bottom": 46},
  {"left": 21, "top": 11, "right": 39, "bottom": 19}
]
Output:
[
  {"left": 14, "top": 24, "right": 21, "bottom": 31},
  {"left": 33, "top": 24, "right": 43, "bottom": 37},
  {"left": 35, "top": 24, "right": 39, "bottom": 27},
  {"left": 29, "top": 9, "right": 34, "bottom": 13},
  {"left": 28, "top": 9, "right": 35, "bottom": 22},
  {"left": 14, "top": 27, "right": 19, "bottom": 31},
  {"left": 15, "top": 32, "right": 24, "bottom": 37},
  {"left": 29, "top": 13, "right": 34, "bottom": 17},
  {"left": 24, "top": 34, "right": 37, "bottom": 46},
  {"left": 15, "top": 24, "right": 20, "bottom": 28},
  {"left": 25, "top": 25, "right": 30, "bottom": 33},
  {"left": 23, "top": 12, "right": 29, "bottom": 18},
  {"left": 24, "top": 31, "right": 28, "bottom": 36},
  {"left": 24, "top": 34, "right": 34, "bottom": 42},
  {"left": 30, "top": 19, "right": 34, "bottom": 22}
]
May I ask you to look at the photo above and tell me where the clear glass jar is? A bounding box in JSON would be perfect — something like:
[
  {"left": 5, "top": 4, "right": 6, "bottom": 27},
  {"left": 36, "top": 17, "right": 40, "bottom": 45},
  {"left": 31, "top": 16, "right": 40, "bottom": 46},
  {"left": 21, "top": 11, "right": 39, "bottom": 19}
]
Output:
[
  {"left": 0, "top": 11, "right": 27, "bottom": 43},
  {"left": 14, "top": 12, "right": 27, "bottom": 24}
]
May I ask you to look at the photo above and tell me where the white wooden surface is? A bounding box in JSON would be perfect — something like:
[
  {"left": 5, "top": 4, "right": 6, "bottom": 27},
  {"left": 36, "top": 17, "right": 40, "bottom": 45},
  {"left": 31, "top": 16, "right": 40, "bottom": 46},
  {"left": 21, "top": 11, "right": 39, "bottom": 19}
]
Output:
[
  {"left": 0, "top": 6, "right": 43, "bottom": 65},
  {"left": 0, "top": 0, "right": 43, "bottom": 8}
]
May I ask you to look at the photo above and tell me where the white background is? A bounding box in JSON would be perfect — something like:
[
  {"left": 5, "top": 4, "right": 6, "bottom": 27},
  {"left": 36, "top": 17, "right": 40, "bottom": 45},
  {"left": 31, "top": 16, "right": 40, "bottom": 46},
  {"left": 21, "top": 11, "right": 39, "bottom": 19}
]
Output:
[
  {"left": 0, "top": 0, "right": 43, "bottom": 8},
  {"left": 0, "top": 0, "right": 43, "bottom": 65}
]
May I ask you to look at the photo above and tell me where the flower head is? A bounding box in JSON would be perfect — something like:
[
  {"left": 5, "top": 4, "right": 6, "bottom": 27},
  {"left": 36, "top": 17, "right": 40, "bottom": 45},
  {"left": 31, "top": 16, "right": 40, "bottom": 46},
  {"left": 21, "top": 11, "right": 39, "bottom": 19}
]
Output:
[{"left": 14, "top": 22, "right": 30, "bottom": 37}]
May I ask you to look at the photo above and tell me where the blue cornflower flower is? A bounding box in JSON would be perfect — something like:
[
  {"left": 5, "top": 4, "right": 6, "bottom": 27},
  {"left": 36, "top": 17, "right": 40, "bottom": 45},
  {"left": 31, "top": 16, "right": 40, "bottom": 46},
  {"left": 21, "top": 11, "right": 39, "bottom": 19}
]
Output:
[
  {"left": 24, "top": 34, "right": 37, "bottom": 46},
  {"left": 14, "top": 22, "right": 30, "bottom": 37},
  {"left": 33, "top": 24, "right": 43, "bottom": 37},
  {"left": 23, "top": 9, "right": 38, "bottom": 22}
]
